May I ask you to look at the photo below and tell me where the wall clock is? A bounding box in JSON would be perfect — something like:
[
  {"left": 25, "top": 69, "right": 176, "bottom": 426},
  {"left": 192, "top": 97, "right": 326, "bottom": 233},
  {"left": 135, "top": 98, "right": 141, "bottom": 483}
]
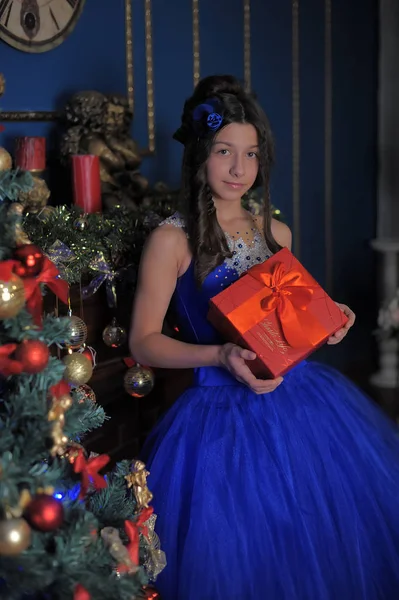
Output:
[{"left": 0, "top": 0, "right": 86, "bottom": 53}]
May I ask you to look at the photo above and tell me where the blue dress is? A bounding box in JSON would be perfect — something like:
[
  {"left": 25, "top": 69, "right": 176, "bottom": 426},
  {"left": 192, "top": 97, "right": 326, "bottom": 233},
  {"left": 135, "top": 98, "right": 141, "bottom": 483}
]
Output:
[{"left": 141, "top": 214, "right": 399, "bottom": 600}]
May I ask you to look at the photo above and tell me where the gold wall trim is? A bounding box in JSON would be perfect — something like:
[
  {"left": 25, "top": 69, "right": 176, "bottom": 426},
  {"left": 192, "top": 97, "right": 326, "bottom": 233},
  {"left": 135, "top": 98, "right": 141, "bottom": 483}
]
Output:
[
  {"left": 324, "top": 0, "right": 333, "bottom": 292},
  {"left": 0, "top": 111, "right": 61, "bottom": 121},
  {"left": 292, "top": 0, "right": 300, "bottom": 258},
  {"left": 125, "top": 0, "right": 134, "bottom": 114},
  {"left": 243, "top": 0, "right": 251, "bottom": 92},
  {"left": 144, "top": 0, "right": 155, "bottom": 153},
  {"left": 193, "top": 0, "right": 200, "bottom": 87}
]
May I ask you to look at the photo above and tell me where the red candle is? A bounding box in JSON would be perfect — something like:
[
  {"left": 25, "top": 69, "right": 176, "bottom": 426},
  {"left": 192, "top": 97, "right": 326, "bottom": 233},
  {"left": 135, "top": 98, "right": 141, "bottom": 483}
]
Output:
[
  {"left": 15, "top": 136, "right": 46, "bottom": 171},
  {"left": 71, "top": 155, "right": 102, "bottom": 214}
]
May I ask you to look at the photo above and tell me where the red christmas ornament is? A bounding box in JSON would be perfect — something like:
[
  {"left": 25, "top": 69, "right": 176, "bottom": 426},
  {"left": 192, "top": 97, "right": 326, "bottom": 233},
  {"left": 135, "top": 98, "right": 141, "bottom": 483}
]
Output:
[
  {"left": 15, "top": 339, "right": 49, "bottom": 374},
  {"left": 81, "top": 347, "right": 94, "bottom": 364},
  {"left": 24, "top": 494, "right": 64, "bottom": 531},
  {"left": 143, "top": 586, "right": 161, "bottom": 599},
  {"left": 73, "top": 584, "right": 91, "bottom": 600},
  {"left": 14, "top": 244, "right": 44, "bottom": 278}
]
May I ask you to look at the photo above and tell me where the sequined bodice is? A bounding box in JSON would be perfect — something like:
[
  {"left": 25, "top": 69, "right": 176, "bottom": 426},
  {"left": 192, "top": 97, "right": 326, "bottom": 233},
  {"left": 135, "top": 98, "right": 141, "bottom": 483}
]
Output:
[{"left": 161, "top": 213, "right": 271, "bottom": 344}]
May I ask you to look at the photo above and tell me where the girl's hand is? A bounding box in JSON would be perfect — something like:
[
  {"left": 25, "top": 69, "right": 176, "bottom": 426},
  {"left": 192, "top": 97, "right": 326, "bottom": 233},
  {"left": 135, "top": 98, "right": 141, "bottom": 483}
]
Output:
[
  {"left": 327, "top": 303, "right": 356, "bottom": 345},
  {"left": 219, "top": 343, "right": 283, "bottom": 394}
]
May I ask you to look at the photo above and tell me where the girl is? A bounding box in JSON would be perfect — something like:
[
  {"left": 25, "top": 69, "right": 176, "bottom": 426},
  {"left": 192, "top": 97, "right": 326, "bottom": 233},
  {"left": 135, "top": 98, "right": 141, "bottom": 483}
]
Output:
[{"left": 130, "top": 75, "right": 399, "bottom": 599}]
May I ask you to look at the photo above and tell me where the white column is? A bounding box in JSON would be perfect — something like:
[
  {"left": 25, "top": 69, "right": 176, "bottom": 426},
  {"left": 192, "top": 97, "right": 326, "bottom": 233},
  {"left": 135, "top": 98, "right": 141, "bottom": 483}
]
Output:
[
  {"left": 370, "top": 0, "right": 399, "bottom": 389},
  {"left": 377, "top": 0, "right": 399, "bottom": 239},
  {"left": 370, "top": 241, "right": 399, "bottom": 389}
]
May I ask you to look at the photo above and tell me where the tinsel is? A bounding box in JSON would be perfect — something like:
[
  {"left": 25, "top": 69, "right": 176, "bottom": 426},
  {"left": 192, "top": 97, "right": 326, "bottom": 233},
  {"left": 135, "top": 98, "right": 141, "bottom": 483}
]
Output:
[{"left": 23, "top": 202, "right": 174, "bottom": 287}]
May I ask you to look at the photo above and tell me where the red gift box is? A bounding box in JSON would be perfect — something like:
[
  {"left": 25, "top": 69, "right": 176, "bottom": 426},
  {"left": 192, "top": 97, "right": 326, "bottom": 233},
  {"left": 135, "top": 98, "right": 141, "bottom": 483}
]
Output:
[{"left": 208, "top": 247, "right": 348, "bottom": 379}]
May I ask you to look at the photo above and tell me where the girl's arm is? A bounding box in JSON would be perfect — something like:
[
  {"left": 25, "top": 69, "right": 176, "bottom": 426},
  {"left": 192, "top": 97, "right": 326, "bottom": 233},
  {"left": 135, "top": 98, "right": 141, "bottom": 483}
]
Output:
[
  {"left": 129, "top": 225, "right": 282, "bottom": 394},
  {"left": 129, "top": 225, "right": 221, "bottom": 369}
]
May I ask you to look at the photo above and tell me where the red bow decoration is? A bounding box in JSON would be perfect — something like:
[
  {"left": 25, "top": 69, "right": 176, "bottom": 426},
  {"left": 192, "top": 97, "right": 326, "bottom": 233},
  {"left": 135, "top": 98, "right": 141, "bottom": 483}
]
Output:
[
  {"left": 118, "top": 508, "right": 154, "bottom": 573},
  {"left": 228, "top": 262, "right": 328, "bottom": 349},
  {"left": 22, "top": 256, "right": 69, "bottom": 326},
  {"left": 123, "top": 357, "right": 135, "bottom": 368},
  {"left": 0, "top": 344, "right": 23, "bottom": 377},
  {"left": 0, "top": 260, "right": 19, "bottom": 282},
  {"left": 142, "top": 586, "right": 161, "bottom": 599},
  {"left": 49, "top": 380, "right": 70, "bottom": 398},
  {"left": 73, "top": 584, "right": 91, "bottom": 600},
  {"left": 73, "top": 449, "right": 110, "bottom": 499}
]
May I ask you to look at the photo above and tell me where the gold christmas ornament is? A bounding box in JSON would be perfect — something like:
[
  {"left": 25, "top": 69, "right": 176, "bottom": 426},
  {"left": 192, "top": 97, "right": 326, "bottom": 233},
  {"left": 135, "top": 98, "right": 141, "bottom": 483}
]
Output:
[
  {"left": 67, "top": 315, "right": 88, "bottom": 349},
  {"left": 0, "top": 517, "right": 31, "bottom": 556},
  {"left": 74, "top": 215, "right": 88, "bottom": 231},
  {"left": 7, "top": 202, "right": 31, "bottom": 245},
  {"left": 102, "top": 317, "right": 127, "bottom": 348},
  {"left": 75, "top": 384, "right": 96, "bottom": 404},
  {"left": 123, "top": 364, "right": 154, "bottom": 398},
  {"left": 48, "top": 391, "right": 73, "bottom": 456},
  {"left": 18, "top": 175, "right": 50, "bottom": 214},
  {"left": 37, "top": 206, "right": 56, "bottom": 222},
  {"left": 0, "top": 147, "right": 12, "bottom": 171},
  {"left": 0, "top": 73, "right": 5, "bottom": 96},
  {"left": 141, "top": 513, "right": 167, "bottom": 580},
  {"left": 0, "top": 273, "right": 26, "bottom": 319},
  {"left": 63, "top": 352, "right": 93, "bottom": 386}
]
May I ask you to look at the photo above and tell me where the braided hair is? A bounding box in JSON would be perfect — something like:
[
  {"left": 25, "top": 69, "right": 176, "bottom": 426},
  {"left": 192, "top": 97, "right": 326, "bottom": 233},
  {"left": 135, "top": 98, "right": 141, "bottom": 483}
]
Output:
[{"left": 173, "top": 75, "right": 279, "bottom": 285}]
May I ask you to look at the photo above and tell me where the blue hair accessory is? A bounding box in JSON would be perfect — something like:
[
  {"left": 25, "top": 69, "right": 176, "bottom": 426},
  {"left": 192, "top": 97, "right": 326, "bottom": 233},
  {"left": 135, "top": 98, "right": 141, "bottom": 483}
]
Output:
[
  {"left": 172, "top": 97, "right": 224, "bottom": 145},
  {"left": 192, "top": 98, "right": 223, "bottom": 134}
]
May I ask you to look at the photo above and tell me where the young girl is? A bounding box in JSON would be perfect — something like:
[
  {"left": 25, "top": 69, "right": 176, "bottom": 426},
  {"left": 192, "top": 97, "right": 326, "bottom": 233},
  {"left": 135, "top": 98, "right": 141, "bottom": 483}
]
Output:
[{"left": 130, "top": 75, "right": 399, "bottom": 599}]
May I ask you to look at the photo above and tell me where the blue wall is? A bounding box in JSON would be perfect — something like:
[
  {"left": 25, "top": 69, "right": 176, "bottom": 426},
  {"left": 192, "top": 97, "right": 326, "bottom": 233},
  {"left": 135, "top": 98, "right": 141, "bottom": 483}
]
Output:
[{"left": 0, "top": 0, "right": 378, "bottom": 374}]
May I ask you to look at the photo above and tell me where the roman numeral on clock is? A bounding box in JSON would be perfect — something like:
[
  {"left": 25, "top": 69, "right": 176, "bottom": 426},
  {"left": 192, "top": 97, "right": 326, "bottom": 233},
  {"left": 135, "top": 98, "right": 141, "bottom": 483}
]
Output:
[
  {"left": 0, "top": 0, "right": 12, "bottom": 23},
  {"left": 49, "top": 7, "right": 60, "bottom": 30},
  {"left": 65, "top": 0, "right": 78, "bottom": 8}
]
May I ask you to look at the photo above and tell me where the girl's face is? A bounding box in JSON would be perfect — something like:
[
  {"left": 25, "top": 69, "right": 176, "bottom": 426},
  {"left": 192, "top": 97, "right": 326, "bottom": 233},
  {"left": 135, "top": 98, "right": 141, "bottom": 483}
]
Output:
[{"left": 206, "top": 122, "right": 259, "bottom": 202}]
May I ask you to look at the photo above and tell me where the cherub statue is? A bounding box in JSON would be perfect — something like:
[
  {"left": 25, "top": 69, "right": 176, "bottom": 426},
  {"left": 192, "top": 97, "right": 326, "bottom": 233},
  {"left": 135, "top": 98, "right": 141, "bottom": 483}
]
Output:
[
  {"left": 60, "top": 91, "right": 149, "bottom": 210},
  {"left": 125, "top": 459, "right": 154, "bottom": 511}
]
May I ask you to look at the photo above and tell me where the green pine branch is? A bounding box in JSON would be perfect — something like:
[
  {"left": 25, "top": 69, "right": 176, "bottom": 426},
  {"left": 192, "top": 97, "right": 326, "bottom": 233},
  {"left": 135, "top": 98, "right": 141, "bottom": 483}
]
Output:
[
  {"left": 0, "top": 170, "right": 33, "bottom": 202},
  {"left": 0, "top": 182, "right": 157, "bottom": 598}
]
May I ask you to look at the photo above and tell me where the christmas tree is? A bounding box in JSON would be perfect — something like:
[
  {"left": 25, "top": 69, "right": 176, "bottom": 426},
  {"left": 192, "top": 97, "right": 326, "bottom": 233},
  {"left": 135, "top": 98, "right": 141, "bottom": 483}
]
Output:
[{"left": 0, "top": 168, "right": 165, "bottom": 599}]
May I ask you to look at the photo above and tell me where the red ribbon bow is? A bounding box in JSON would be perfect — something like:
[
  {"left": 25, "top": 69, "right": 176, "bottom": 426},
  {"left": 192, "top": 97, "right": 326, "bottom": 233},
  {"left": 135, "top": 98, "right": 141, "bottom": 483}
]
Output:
[
  {"left": 0, "top": 343, "right": 23, "bottom": 377},
  {"left": 23, "top": 256, "right": 69, "bottom": 326},
  {"left": 0, "top": 258, "right": 69, "bottom": 327},
  {"left": 119, "top": 507, "right": 154, "bottom": 571},
  {"left": 0, "top": 260, "right": 19, "bottom": 282},
  {"left": 228, "top": 261, "right": 328, "bottom": 349},
  {"left": 73, "top": 449, "right": 110, "bottom": 499}
]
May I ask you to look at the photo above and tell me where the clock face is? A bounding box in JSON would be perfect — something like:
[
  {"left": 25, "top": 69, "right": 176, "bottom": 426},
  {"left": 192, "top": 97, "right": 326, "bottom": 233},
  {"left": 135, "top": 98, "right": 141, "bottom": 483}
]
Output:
[{"left": 0, "top": 0, "right": 86, "bottom": 53}]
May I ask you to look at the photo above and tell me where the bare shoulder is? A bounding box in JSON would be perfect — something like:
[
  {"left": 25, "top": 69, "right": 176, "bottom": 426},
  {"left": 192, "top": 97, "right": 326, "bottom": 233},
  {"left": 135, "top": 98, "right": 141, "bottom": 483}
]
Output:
[
  {"left": 271, "top": 218, "right": 292, "bottom": 250},
  {"left": 139, "top": 221, "right": 190, "bottom": 281},
  {"left": 143, "top": 222, "right": 188, "bottom": 260}
]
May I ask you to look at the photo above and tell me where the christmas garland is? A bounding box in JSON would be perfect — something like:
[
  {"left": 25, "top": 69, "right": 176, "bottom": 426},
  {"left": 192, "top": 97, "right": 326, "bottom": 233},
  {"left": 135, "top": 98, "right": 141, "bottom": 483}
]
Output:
[{"left": 21, "top": 189, "right": 283, "bottom": 307}]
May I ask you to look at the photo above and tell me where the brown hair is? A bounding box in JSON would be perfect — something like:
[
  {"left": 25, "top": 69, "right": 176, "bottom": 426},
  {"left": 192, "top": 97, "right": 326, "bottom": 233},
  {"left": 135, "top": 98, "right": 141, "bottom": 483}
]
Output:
[{"left": 175, "top": 75, "right": 280, "bottom": 285}]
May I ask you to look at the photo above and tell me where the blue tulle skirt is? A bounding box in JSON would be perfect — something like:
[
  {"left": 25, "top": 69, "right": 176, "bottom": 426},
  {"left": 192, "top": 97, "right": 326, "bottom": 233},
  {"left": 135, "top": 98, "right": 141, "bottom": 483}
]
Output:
[{"left": 141, "top": 362, "right": 399, "bottom": 600}]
